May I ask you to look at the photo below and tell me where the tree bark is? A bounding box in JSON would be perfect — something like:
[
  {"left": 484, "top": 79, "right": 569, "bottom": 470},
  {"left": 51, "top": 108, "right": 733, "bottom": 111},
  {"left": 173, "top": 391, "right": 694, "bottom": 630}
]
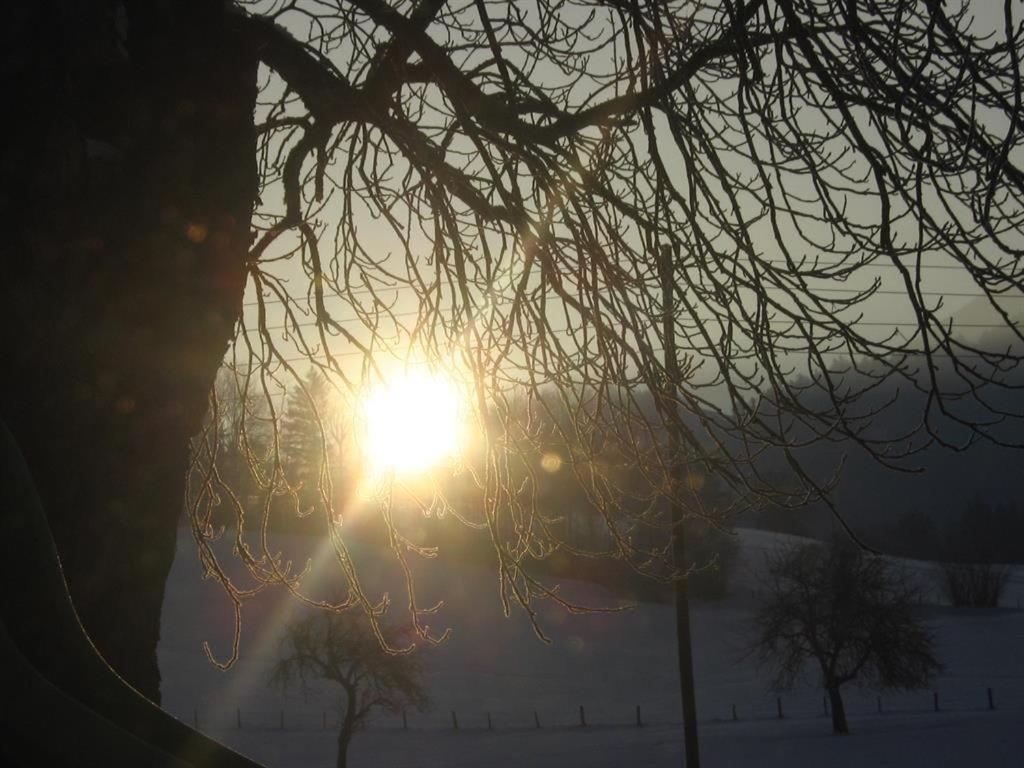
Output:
[
  {"left": 1, "top": 0, "right": 257, "bottom": 702},
  {"left": 827, "top": 684, "right": 849, "bottom": 735},
  {"left": 336, "top": 725, "right": 351, "bottom": 768},
  {"left": 336, "top": 695, "right": 357, "bottom": 768}
]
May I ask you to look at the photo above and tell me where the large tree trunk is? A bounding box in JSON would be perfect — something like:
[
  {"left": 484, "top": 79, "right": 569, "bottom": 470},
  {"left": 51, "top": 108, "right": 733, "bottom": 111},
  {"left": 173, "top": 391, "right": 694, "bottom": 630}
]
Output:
[
  {"left": 827, "top": 683, "right": 849, "bottom": 735},
  {"left": 336, "top": 726, "right": 352, "bottom": 768},
  {"left": 1, "top": 0, "right": 257, "bottom": 702}
]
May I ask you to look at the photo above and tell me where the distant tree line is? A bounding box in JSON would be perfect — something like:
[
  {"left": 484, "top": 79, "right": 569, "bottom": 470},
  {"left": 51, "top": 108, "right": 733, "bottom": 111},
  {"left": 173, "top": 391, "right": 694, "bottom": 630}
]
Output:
[
  {"left": 880, "top": 498, "right": 1024, "bottom": 565},
  {"left": 738, "top": 491, "right": 1019, "bottom": 608},
  {"left": 880, "top": 499, "right": 1018, "bottom": 607}
]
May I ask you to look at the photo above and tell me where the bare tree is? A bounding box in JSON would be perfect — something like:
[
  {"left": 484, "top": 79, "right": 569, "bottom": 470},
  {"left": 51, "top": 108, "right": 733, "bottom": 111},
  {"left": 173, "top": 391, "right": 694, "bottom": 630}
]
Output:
[
  {"left": 6, "top": 6, "right": 1024, "bottom": 751},
  {"left": 939, "top": 562, "right": 1011, "bottom": 607},
  {"left": 752, "top": 540, "right": 942, "bottom": 734},
  {"left": 270, "top": 611, "right": 429, "bottom": 768},
  {"left": 937, "top": 497, "right": 1015, "bottom": 607}
]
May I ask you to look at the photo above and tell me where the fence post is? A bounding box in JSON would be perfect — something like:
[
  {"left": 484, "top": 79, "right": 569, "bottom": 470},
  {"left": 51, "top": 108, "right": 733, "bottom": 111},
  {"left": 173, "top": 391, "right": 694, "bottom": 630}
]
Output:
[
  {"left": 579, "top": 705, "right": 587, "bottom": 727},
  {"left": 451, "top": 710, "right": 459, "bottom": 730},
  {"left": 635, "top": 705, "right": 643, "bottom": 727},
  {"left": 777, "top": 697, "right": 784, "bottom": 719},
  {"left": 534, "top": 711, "right": 541, "bottom": 729},
  {"left": 987, "top": 688, "right": 995, "bottom": 711},
  {"left": 487, "top": 712, "right": 493, "bottom": 731},
  {"left": 933, "top": 692, "right": 940, "bottom": 712},
  {"left": 402, "top": 709, "right": 408, "bottom": 730},
  {"left": 731, "top": 704, "right": 738, "bottom": 722}
]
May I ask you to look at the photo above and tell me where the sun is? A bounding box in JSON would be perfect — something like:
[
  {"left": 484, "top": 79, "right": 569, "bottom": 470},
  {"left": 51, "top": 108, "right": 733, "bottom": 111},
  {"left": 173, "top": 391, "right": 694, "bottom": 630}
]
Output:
[{"left": 361, "top": 370, "right": 465, "bottom": 476}]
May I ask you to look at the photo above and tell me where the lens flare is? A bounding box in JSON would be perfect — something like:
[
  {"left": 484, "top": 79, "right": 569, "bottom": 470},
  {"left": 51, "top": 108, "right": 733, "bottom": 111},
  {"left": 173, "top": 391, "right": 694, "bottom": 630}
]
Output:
[{"left": 540, "top": 452, "right": 563, "bottom": 473}]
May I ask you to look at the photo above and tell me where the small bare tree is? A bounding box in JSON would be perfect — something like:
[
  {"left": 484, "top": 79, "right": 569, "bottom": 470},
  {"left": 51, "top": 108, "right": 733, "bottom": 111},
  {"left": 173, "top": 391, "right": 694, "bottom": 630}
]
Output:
[
  {"left": 752, "top": 540, "right": 941, "bottom": 734},
  {"left": 938, "top": 497, "right": 1014, "bottom": 607},
  {"left": 270, "top": 611, "right": 429, "bottom": 768},
  {"left": 939, "top": 562, "right": 1010, "bottom": 608}
]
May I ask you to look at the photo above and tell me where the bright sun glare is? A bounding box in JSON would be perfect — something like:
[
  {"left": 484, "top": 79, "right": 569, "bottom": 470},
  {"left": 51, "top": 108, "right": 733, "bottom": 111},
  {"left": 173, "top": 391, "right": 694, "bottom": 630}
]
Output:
[{"left": 362, "top": 370, "right": 464, "bottom": 476}]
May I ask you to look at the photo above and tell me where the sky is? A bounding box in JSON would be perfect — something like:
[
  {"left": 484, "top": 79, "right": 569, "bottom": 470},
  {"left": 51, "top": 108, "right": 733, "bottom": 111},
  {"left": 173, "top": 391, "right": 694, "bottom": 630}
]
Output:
[{"left": 213, "top": 0, "right": 1024, "bottom": 464}]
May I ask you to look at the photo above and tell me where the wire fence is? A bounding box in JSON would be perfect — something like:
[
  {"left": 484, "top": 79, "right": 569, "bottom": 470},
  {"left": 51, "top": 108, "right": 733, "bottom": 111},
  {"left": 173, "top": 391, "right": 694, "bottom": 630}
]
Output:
[{"left": 181, "top": 681, "right": 1024, "bottom": 735}]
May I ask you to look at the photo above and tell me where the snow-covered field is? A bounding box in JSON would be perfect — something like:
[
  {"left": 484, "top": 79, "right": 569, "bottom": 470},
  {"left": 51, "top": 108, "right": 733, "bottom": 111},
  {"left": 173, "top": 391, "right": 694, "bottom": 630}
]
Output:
[
  {"left": 159, "top": 527, "right": 1024, "bottom": 767},
  {"left": 200, "top": 710, "right": 1024, "bottom": 768}
]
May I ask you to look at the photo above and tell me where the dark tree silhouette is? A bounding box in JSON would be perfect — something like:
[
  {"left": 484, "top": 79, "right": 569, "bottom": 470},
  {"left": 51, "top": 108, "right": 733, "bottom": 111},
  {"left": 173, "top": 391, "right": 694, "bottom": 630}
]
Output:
[
  {"left": 270, "top": 611, "right": 429, "bottom": 768},
  {"left": 281, "top": 370, "right": 330, "bottom": 482},
  {"left": 4, "top": 2, "right": 259, "bottom": 700},
  {"left": 752, "top": 540, "right": 942, "bottom": 734},
  {"left": 937, "top": 497, "right": 1015, "bottom": 606},
  {"left": 940, "top": 561, "right": 1010, "bottom": 607},
  {"left": 279, "top": 367, "right": 344, "bottom": 516},
  {"left": 5, "top": 11, "right": 1024, "bottom": 756}
]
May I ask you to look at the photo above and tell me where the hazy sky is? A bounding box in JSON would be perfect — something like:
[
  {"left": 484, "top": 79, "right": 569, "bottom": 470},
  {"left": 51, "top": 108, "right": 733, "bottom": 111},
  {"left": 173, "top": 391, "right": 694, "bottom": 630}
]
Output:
[{"left": 232, "top": 0, "right": 1024, "bottom": 405}]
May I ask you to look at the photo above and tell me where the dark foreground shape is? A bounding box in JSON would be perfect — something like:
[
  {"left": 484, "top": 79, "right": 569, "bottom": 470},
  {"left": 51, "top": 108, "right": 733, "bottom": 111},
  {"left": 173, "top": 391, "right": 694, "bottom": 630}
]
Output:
[{"left": 0, "top": 421, "right": 263, "bottom": 767}]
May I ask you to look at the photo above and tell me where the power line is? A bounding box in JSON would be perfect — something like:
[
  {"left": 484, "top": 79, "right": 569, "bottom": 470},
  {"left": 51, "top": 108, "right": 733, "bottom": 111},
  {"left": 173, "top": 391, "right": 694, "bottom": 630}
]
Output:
[
  {"left": 236, "top": 313, "right": 1024, "bottom": 364},
  {"left": 256, "top": 316, "right": 1022, "bottom": 334},
  {"left": 253, "top": 343, "right": 1024, "bottom": 367},
  {"left": 242, "top": 264, "right": 1022, "bottom": 308},
  {"left": 243, "top": 286, "right": 1024, "bottom": 335},
  {"left": 234, "top": 284, "right": 1023, "bottom": 368},
  {"left": 250, "top": 298, "right": 1022, "bottom": 334},
  {"left": 244, "top": 283, "right": 1023, "bottom": 309}
]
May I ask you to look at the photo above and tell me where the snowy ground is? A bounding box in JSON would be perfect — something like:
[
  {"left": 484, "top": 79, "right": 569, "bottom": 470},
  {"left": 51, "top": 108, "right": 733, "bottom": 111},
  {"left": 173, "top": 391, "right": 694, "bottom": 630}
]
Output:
[
  {"left": 204, "top": 710, "right": 1024, "bottom": 768},
  {"left": 159, "top": 527, "right": 1024, "bottom": 767}
]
